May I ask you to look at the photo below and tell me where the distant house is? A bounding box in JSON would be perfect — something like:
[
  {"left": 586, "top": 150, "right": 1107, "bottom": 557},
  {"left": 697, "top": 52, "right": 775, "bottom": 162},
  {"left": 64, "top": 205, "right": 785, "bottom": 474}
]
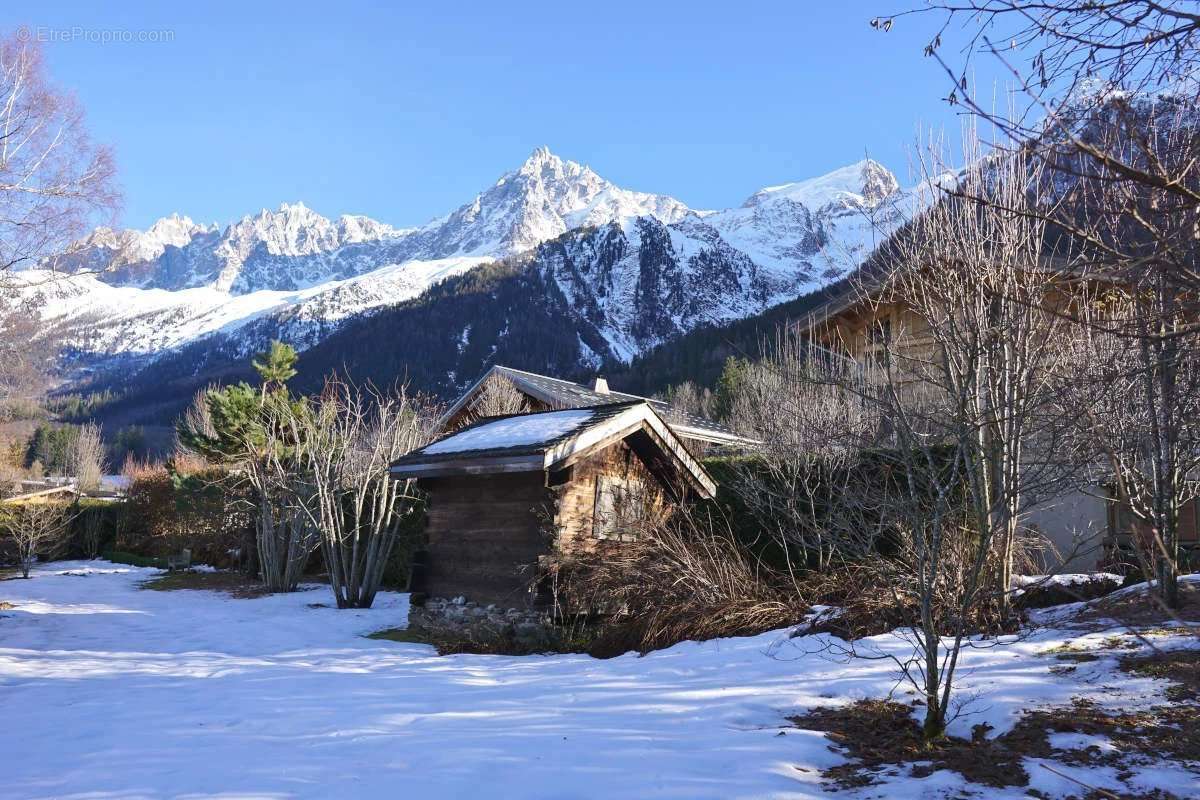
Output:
[
  {"left": 2, "top": 485, "right": 82, "bottom": 505},
  {"left": 797, "top": 281, "right": 1110, "bottom": 571},
  {"left": 439, "top": 365, "right": 754, "bottom": 453},
  {"left": 390, "top": 401, "right": 716, "bottom": 608}
]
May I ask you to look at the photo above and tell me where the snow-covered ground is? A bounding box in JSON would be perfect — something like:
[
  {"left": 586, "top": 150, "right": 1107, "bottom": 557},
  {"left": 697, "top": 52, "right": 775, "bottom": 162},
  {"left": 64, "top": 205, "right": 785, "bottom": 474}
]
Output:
[{"left": 0, "top": 562, "right": 1196, "bottom": 799}]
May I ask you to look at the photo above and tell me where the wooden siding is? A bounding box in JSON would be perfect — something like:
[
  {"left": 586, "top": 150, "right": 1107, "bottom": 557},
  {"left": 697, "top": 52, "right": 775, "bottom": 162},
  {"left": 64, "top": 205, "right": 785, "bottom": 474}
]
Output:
[
  {"left": 551, "top": 438, "right": 667, "bottom": 557},
  {"left": 419, "top": 472, "right": 553, "bottom": 607},
  {"left": 414, "top": 432, "right": 689, "bottom": 608}
]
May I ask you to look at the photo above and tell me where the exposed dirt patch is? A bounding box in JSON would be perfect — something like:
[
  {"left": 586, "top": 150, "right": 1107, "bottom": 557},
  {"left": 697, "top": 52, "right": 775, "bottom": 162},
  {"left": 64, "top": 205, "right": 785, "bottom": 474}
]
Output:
[
  {"left": 366, "top": 627, "right": 434, "bottom": 646},
  {"left": 1121, "top": 649, "right": 1200, "bottom": 703},
  {"left": 791, "top": 699, "right": 1036, "bottom": 790},
  {"left": 139, "top": 571, "right": 273, "bottom": 599},
  {"left": 366, "top": 623, "right": 593, "bottom": 657},
  {"left": 791, "top": 689, "right": 1199, "bottom": 795}
]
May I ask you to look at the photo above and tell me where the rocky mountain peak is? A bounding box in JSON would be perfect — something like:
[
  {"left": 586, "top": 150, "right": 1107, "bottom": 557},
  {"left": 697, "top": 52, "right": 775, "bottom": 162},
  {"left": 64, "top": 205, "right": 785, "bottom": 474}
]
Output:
[{"left": 742, "top": 159, "right": 900, "bottom": 213}]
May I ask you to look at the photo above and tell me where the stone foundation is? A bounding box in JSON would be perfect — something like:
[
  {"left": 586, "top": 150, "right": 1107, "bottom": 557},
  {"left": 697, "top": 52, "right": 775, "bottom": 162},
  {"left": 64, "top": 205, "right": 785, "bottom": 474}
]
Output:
[{"left": 410, "top": 596, "right": 555, "bottom": 648}]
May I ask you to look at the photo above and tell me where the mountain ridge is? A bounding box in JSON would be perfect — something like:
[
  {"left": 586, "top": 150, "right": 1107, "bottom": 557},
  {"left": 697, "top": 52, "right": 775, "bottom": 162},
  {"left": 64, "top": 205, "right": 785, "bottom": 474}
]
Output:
[{"left": 18, "top": 148, "right": 911, "bottom": 404}]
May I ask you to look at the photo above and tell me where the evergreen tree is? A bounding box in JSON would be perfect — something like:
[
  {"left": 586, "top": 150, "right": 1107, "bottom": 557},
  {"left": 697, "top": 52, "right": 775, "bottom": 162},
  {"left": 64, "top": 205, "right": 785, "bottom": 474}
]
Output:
[
  {"left": 251, "top": 340, "right": 298, "bottom": 402},
  {"left": 175, "top": 346, "right": 315, "bottom": 594},
  {"left": 714, "top": 356, "right": 751, "bottom": 421}
]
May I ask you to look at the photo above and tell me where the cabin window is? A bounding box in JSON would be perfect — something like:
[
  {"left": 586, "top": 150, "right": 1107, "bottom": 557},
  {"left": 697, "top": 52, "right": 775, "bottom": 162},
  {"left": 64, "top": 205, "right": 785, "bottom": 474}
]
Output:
[{"left": 592, "top": 476, "right": 644, "bottom": 542}]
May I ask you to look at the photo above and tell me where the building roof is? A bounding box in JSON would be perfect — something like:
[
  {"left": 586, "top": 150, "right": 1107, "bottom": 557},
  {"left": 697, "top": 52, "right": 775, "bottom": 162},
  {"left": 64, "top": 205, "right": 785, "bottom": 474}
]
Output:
[
  {"left": 440, "top": 365, "right": 753, "bottom": 447},
  {"left": 393, "top": 401, "right": 716, "bottom": 498}
]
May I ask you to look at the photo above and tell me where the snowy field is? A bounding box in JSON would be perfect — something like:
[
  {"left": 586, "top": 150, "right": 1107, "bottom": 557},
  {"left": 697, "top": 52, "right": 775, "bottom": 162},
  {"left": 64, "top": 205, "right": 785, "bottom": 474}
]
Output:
[{"left": 0, "top": 562, "right": 1196, "bottom": 800}]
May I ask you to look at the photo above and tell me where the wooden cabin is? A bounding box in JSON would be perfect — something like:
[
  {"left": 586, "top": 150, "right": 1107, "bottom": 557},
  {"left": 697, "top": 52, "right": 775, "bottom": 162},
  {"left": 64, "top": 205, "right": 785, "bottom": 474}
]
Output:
[
  {"left": 390, "top": 401, "right": 716, "bottom": 608},
  {"left": 439, "top": 365, "right": 754, "bottom": 455}
]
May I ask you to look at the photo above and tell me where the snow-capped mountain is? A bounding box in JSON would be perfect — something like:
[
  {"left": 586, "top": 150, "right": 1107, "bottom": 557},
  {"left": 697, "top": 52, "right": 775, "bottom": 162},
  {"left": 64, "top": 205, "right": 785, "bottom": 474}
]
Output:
[
  {"left": 536, "top": 216, "right": 781, "bottom": 363},
  {"left": 19, "top": 148, "right": 910, "bottom": 384},
  {"left": 705, "top": 159, "right": 902, "bottom": 282},
  {"left": 382, "top": 145, "right": 692, "bottom": 263}
]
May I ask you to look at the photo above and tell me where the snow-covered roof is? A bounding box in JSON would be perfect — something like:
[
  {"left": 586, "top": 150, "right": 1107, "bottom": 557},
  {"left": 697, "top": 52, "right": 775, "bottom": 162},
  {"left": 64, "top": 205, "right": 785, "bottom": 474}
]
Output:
[
  {"left": 393, "top": 401, "right": 716, "bottom": 497},
  {"left": 424, "top": 408, "right": 597, "bottom": 455}
]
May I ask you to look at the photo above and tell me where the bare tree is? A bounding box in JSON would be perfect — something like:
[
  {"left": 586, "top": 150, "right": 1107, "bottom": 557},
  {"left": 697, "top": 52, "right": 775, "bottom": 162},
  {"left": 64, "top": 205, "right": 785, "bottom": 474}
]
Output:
[
  {"left": 885, "top": 132, "right": 1079, "bottom": 606},
  {"left": 0, "top": 34, "right": 117, "bottom": 407},
  {"left": 887, "top": 1, "right": 1200, "bottom": 214},
  {"left": 884, "top": 3, "right": 1200, "bottom": 606},
  {"left": 287, "top": 380, "right": 433, "bottom": 608},
  {"left": 660, "top": 380, "right": 716, "bottom": 421},
  {"left": 0, "top": 34, "right": 118, "bottom": 277},
  {"left": 2, "top": 501, "right": 71, "bottom": 577},
  {"left": 243, "top": 407, "right": 318, "bottom": 593},
  {"left": 773, "top": 129, "right": 1078, "bottom": 740},
  {"left": 68, "top": 422, "right": 104, "bottom": 494},
  {"left": 1056, "top": 285, "right": 1200, "bottom": 608},
  {"left": 0, "top": 299, "right": 62, "bottom": 404}
]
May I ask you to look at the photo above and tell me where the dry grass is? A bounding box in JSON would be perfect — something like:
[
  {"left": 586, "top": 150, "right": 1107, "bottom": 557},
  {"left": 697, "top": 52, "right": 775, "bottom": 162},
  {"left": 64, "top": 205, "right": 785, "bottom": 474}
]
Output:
[
  {"left": 551, "top": 510, "right": 807, "bottom": 656},
  {"left": 139, "top": 570, "right": 272, "bottom": 599},
  {"left": 1121, "top": 650, "right": 1200, "bottom": 703}
]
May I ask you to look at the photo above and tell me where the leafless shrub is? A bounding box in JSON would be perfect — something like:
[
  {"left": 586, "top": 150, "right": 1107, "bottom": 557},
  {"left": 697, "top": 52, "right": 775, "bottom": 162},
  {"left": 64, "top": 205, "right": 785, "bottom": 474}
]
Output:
[
  {"left": 463, "top": 374, "right": 528, "bottom": 422},
  {"left": 660, "top": 380, "right": 716, "bottom": 421},
  {"left": 176, "top": 386, "right": 217, "bottom": 455},
  {"left": 724, "top": 333, "right": 887, "bottom": 572},
  {"left": 288, "top": 379, "right": 435, "bottom": 608},
  {"left": 77, "top": 504, "right": 105, "bottom": 559},
  {"left": 67, "top": 422, "right": 104, "bottom": 494},
  {"left": 1, "top": 500, "right": 71, "bottom": 577}
]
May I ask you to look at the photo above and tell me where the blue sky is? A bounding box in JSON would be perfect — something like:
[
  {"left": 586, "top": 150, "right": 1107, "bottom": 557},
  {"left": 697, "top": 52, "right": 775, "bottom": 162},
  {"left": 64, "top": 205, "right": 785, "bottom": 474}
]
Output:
[{"left": 6, "top": 2, "right": 1003, "bottom": 230}]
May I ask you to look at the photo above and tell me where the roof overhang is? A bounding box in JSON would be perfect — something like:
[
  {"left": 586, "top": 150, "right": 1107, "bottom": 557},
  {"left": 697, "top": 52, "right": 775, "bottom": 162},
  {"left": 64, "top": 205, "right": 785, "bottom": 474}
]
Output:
[{"left": 389, "top": 452, "right": 544, "bottom": 479}]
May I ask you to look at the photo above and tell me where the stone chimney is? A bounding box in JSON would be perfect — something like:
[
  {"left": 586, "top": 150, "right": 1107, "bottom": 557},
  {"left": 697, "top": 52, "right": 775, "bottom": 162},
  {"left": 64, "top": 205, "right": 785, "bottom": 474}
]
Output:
[{"left": 591, "top": 376, "right": 609, "bottom": 394}]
